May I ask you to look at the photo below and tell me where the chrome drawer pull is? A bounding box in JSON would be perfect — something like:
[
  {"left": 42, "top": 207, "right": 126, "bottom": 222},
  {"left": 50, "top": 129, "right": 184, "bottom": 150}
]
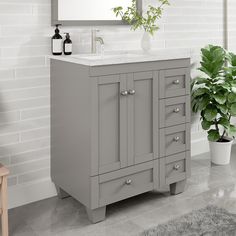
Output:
[
  {"left": 173, "top": 80, "right": 180, "bottom": 85},
  {"left": 125, "top": 179, "right": 132, "bottom": 185},
  {"left": 120, "top": 90, "right": 128, "bottom": 96},
  {"left": 173, "top": 108, "right": 180, "bottom": 113},
  {"left": 173, "top": 164, "right": 180, "bottom": 170},
  {"left": 173, "top": 136, "right": 180, "bottom": 142},
  {"left": 128, "top": 89, "right": 136, "bottom": 95}
]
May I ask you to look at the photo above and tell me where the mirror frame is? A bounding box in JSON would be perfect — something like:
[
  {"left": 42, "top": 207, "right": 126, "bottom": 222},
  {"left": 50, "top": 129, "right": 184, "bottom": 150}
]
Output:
[{"left": 51, "top": 0, "right": 142, "bottom": 26}]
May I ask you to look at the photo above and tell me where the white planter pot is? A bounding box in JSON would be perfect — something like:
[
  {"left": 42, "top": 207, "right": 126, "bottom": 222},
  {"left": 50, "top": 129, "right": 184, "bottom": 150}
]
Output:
[
  {"left": 209, "top": 137, "right": 233, "bottom": 165},
  {"left": 141, "top": 31, "right": 151, "bottom": 52}
]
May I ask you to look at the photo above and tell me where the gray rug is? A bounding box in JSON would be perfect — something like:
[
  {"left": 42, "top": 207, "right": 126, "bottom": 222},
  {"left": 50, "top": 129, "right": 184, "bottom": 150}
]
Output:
[{"left": 142, "top": 205, "right": 236, "bottom": 236}]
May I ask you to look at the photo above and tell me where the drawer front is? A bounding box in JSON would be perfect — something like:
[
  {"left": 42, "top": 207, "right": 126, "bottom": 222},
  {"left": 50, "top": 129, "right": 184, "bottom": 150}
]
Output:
[
  {"left": 98, "top": 162, "right": 155, "bottom": 207},
  {"left": 160, "top": 124, "right": 190, "bottom": 157},
  {"left": 159, "top": 68, "right": 190, "bottom": 99},
  {"left": 160, "top": 96, "right": 191, "bottom": 128},
  {"left": 160, "top": 151, "right": 191, "bottom": 186}
]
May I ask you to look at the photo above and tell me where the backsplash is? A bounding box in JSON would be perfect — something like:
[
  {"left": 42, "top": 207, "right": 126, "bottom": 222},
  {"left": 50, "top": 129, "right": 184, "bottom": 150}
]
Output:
[{"left": 0, "top": 0, "right": 232, "bottom": 208}]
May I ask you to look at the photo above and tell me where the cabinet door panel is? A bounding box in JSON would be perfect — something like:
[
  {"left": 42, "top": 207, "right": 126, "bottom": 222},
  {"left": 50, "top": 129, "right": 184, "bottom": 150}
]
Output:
[
  {"left": 128, "top": 72, "right": 158, "bottom": 165},
  {"left": 98, "top": 75, "right": 127, "bottom": 174},
  {"left": 134, "top": 77, "right": 153, "bottom": 157}
]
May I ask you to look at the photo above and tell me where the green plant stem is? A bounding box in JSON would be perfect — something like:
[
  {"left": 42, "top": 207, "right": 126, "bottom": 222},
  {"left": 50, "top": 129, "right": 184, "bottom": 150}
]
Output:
[
  {"left": 220, "top": 115, "right": 232, "bottom": 141},
  {"left": 220, "top": 130, "right": 226, "bottom": 141},
  {"left": 215, "top": 119, "right": 219, "bottom": 132}
]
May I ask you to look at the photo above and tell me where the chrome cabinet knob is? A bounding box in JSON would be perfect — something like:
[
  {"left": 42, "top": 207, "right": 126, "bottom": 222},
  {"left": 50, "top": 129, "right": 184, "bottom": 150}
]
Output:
[
  {"left": 173, "top": 136, "right": 180, "bottom": 142},
  {"left": 173, "top": 108, "right": 180, "bottom": 113},
  {"left": 125, "top": 179, "right": 132, "bottom": 185},
  {"left": 128, "top": 89, "right": 136, "bottom": 95},
  {"left": 120, "top": 90, "right": 128, "bottom": 96},
  {"left": 173, "top": 164, "right": 180, "bottom": 170},
  {"left": 173, "top": 80, "right": 180, "bottom": 85}
]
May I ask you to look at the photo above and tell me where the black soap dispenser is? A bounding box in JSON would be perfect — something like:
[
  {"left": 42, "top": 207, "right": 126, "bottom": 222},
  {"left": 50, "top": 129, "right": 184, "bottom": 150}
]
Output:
[
  {"left": 52, "top": 24, "right": 62, "bottom": 56},
  {"left": 63, "top": 33, "right": 72, "bottom": 55}
]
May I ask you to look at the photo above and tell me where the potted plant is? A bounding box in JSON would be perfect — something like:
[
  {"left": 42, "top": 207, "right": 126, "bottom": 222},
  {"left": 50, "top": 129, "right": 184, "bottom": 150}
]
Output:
[
  {"left": 113, "top": 0, "right": 170, "bottom": 52},
  {"left": 191, "top": 45, "right": 236, "bottom": 165}
]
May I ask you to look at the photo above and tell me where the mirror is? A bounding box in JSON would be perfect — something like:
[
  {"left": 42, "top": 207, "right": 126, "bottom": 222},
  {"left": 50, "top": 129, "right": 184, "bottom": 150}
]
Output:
[{"left": 51, "top": 0, "right": 142, "bottom": 26}]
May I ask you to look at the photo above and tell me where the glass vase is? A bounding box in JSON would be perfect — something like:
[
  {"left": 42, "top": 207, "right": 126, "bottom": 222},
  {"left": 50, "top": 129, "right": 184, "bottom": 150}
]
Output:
[{"left": 141, "top": 31, "right": 151, "bottom": 52}]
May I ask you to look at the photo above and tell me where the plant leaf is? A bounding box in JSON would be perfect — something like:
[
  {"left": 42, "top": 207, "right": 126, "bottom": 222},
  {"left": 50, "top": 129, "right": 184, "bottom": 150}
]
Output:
[
  {"left": 207, "top": 129, "right": 220, "bottom": 142},
  {"left": 198, "top": 96, "right": 210, "bottom": 111},
  {"left": 220, "top": 83, "right": 231, "bottom": 91},
  {"left": 227, "top": 125, "right": 236, "bottom": 136},
  {"left": 213, "top": 94, "right": 226, "bottom": 104},
  {"left": 228, "top": 53, "right": 236, "bottom": 67},
  {"left": 218, "top": 117, "right": 230, "bottom": 129},
  {"left": 194, "top": 77, "right": 209, "bottom": 85},
  {"left": 228, "top": 93, "right": 236, "bottom": 103},
  {"left": 216, "top": 104, "right": 228, "bottom": 114},
  {"left": 230, "top": 103, "right": 236, "bottom": 116},
  {"left": 201, "top": 119, "right": 213, "bottom": 130},
  {"left": 192, "top": 88, "right": 209, "bottom": 98},
  {"left": 204, "top": 105, "right": 218, "bottom": 121},
  {"left": 199, "top": 45, "right": 225, "bottom": 79}
]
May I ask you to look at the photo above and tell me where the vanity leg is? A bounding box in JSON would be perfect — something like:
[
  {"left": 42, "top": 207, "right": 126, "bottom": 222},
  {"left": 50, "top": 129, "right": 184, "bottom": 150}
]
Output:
[
  {"left": 86, "top": 206, "right": 106, "bottom": 223},
  {"left": 56, "top": 186, "right": 70, "bottom": 199},
  {"left": 170, "top": 180, "right": 186, "bottom": 195}
]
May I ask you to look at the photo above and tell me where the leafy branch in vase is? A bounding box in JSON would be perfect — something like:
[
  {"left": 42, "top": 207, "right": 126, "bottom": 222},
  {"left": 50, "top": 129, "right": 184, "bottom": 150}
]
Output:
[{"left": 113, "top": 0, "right": 170, "bottom": 35}]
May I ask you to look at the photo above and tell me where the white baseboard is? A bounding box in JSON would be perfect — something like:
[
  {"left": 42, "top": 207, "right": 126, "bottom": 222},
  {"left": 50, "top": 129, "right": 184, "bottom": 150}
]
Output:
[
  {"left": 8, "top": 178, "right": 57, "bottom": 209},
  {"left": 191, "top": 135, "right": 236, "bottom": 157},
  {"left": 8, "top": 137, "right": 210, "bottom": 209},
  {"left": 191, "top": 136, "right": 209, "bottom": 156}
]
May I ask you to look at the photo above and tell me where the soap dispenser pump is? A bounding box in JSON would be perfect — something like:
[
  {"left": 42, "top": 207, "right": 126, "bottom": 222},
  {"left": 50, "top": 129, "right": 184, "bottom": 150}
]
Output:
[
  {"left": 52, "top": 24, "right": 62, "bottom": 56},
  {"left": 63, "top": 33, "right": 72, "bottom": 55}
]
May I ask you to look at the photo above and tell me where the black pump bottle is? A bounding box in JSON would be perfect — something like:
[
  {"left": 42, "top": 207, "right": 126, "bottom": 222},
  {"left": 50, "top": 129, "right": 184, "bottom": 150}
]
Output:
[
  {"left": 52, "top": 24, "right": 62, "bottom": 55},
  {"left": 63, "top": 33, "right": 72, "bottom": 55}
]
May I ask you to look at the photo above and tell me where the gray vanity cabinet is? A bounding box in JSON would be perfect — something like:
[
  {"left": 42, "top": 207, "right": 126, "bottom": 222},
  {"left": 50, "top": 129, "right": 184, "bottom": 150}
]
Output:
[{"left": 50, "top": 58, "right": 191, "bottom": 223}]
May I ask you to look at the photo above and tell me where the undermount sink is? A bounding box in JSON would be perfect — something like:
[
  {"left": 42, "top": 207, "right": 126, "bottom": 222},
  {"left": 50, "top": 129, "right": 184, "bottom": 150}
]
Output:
[{"left": 71, "top": 53, "right": 141, "bottom": 61}]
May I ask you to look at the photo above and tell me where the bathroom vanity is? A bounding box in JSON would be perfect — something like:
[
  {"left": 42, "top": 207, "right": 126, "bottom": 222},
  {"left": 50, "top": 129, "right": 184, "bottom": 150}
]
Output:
[{"left": 50, "top": 50, "right": 191, "bottom": 223}]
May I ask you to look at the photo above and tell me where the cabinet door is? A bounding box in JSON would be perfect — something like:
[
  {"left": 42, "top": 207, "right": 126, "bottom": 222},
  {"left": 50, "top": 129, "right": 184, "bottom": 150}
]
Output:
[
  {"left": 96, "top": 75, "right": 128, "bottom": 174},
  {"left": 127, "top": 72, "right": 158, "bottom": 165}
]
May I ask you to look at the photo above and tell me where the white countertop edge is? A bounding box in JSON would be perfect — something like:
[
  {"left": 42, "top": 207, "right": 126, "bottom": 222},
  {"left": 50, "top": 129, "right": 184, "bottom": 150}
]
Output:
[{"left": 49, "top": 49, "right": 191, "bottom": 66}]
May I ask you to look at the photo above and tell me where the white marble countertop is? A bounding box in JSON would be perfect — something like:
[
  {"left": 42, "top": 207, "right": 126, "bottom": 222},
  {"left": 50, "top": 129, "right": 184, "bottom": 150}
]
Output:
[{"left": 49, "top": 49, "right": 191, "bottom": 66}]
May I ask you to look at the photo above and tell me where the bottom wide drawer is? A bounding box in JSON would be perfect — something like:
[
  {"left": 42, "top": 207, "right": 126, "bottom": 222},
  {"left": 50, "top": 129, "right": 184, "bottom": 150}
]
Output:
[
  {"left": 98, "top": 162, "right": 154, "bottom": 206},
  {"left": 160, "top": 151, "right": 191, "bottom": 186}
]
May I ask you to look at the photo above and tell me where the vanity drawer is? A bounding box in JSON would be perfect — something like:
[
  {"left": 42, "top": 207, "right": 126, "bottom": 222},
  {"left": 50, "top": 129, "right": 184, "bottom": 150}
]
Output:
[
  {"left": 159, "top": 68, "right": 190, "bottom": 99},
  {"left": 159, "top": 124, "right": 190, "bottom": 157},
  {"left": 160, "top": 96, "right": 191, "bottom": 128},
  {"left": 160, "top": 151, "right": 191, "bottom": 186},
  {"left": 98, "top": 162, "right": 154, "bottom": 206}
]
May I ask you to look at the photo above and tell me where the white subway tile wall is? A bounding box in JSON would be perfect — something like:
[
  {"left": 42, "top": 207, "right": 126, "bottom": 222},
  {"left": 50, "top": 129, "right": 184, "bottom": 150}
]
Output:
[
  {"left": 228, "top": 0, "right": 236, "bottom": 52},
  {"left": 0, "top": 0, "right": 232, "bottom": 191}
]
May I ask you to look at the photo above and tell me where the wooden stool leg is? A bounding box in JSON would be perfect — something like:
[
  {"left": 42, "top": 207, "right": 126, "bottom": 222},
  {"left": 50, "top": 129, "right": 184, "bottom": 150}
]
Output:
[{"left": 1, "top": 176, "right": 8, "bottom": 236}]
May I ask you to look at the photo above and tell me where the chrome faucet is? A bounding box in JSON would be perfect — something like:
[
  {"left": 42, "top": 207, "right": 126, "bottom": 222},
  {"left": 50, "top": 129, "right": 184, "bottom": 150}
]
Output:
[{"left": 91, "top": 29, "right": 104, "bottom": 54}]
